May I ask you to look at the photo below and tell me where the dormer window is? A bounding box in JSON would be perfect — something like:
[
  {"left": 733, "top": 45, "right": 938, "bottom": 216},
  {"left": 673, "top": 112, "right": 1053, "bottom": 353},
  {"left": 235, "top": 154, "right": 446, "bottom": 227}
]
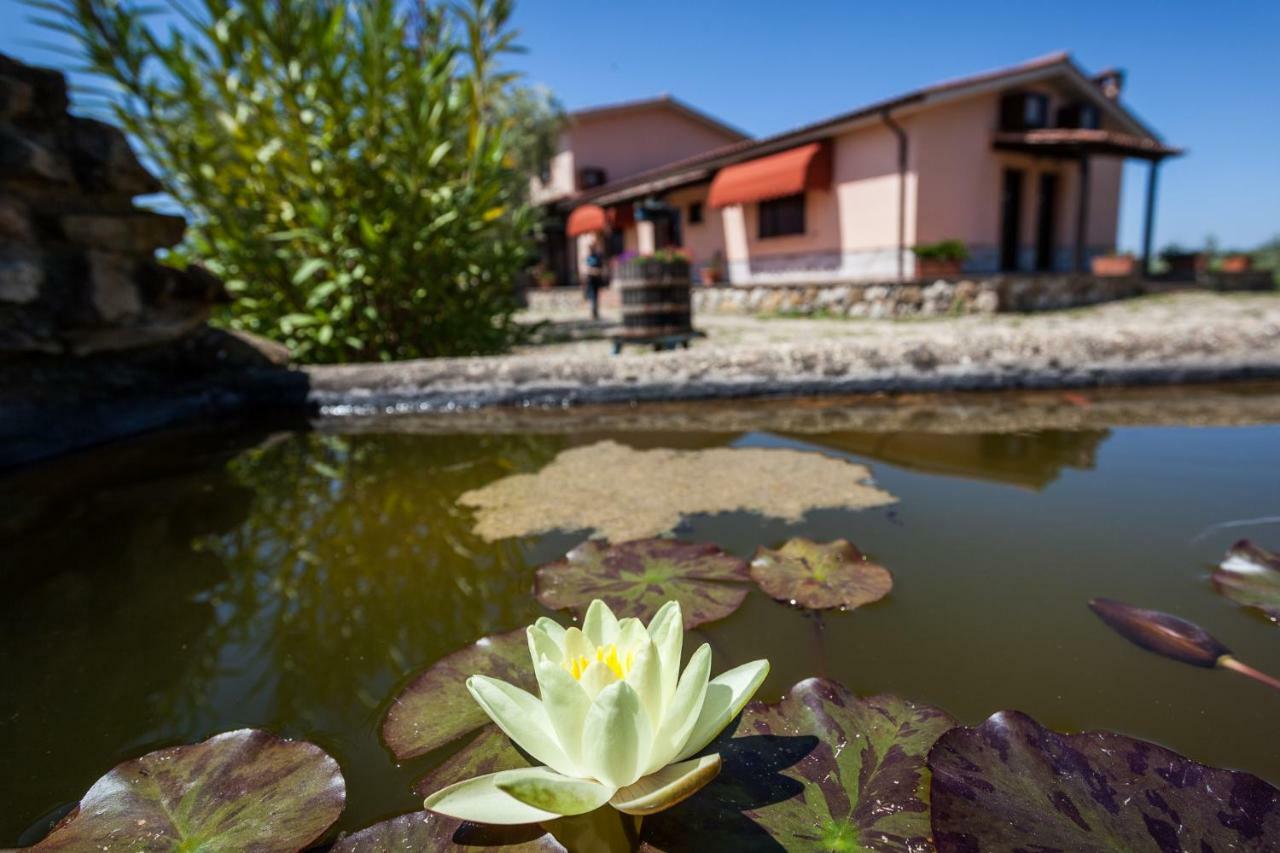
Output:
[
  {"left": 1056, "top": 102, "right": 1101, "bottom": 130},
  {"left": 578, "top": 166, "right": 608, "bottom": 189},
  {"left": 999, "top": 92, "right": 1050, "bottom": 131}
]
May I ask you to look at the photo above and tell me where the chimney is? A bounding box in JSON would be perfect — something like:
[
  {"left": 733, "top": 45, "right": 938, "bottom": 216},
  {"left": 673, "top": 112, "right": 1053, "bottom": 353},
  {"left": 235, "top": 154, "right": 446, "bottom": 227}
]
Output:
[{"left": 1093, "top": 68, "right": 1125, "bottom": 100}]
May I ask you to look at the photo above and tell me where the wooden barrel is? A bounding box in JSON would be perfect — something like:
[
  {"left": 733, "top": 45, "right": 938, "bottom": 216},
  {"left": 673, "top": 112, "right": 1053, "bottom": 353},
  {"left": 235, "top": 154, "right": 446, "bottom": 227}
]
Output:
[{"left": 615, "top": 257, "right": 692, "bottom": 340}]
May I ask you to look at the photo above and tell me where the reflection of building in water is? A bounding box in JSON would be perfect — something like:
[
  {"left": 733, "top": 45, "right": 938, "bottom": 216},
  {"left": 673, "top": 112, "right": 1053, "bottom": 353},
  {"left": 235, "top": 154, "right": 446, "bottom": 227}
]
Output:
[{"left": 801, "top": 429, "right": 1109, "bottom": 490}]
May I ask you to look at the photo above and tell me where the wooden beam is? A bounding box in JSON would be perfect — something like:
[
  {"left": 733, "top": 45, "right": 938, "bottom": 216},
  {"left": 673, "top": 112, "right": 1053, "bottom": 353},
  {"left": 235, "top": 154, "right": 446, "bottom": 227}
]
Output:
[
  {"left": 1141, "top": 159, "right": 1161, "bottom": 278},
  {"left": 1074, "top": 154, "right": 1091, "bottom": 273}
]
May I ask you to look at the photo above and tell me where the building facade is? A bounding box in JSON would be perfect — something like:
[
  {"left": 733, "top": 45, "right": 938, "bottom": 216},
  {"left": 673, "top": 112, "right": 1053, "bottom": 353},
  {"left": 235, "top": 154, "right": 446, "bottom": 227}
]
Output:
[{"left": 546, "top": 53, "right": 1179, "bottom": 286}]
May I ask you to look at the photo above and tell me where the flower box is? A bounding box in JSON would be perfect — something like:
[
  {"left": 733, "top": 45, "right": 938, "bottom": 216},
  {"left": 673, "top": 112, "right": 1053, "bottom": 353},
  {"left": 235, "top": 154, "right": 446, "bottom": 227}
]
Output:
[
  {"left": 1091, "top": 254, "right": 1137, "bottom": 277},
  {"left": 1220, "top": 254, "right": 1253, "bottom": 273}
]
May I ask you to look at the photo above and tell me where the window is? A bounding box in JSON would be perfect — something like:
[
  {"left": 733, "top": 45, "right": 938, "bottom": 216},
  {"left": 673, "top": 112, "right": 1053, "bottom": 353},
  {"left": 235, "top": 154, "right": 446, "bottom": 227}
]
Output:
[
  {"left": 688, "top": 201, "right": 704, "bottom": 225},
  {"left": 1055, "top": 102, "right": 1100, "bottom": 130},
  {"left": 999, "top": 92, "right": 1050, "bottom": 131},
  {"left": 578, "top": 166, "right": 607, "bottom": 189},
  {"left": 758, "top": 194, "right": 805, "bottom": 238}
]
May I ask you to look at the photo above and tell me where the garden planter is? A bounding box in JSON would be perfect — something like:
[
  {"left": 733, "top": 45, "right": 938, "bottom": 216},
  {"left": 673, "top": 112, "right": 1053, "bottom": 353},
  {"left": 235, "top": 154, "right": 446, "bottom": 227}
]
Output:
[
  {"left": 1091, "top": 254, "right": 1137, "bottom": 277},
  {"left": 1220, "top": 255, "right": 1253, "bottom": 273},
  {"left": 615, "top": 258, "right": 692, "bottom": 340},
  {"left": 699, "top": 268, "right": 721, "bottom": 286},
  {"left": 916, "top": 259, "right": 963, "bottom": 279},
  {"left": 1164, "top": 252, "right": 1206, "bottom": 278}
]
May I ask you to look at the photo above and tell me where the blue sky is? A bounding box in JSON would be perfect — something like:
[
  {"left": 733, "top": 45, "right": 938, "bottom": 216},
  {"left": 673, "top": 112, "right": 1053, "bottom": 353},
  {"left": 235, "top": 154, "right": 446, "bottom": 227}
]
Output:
[{"left": 4, "top": 1, "right": 1277, "bottom": 251}]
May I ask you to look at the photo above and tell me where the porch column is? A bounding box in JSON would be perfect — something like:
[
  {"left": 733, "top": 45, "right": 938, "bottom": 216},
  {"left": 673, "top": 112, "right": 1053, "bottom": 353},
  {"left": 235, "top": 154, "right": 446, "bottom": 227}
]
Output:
[
  {"left": 1140, "top": 158, "right": 1162, "bottom": 277},
  {"left": 1073, "top": 154, "right": 1091, "bottom": 273}
]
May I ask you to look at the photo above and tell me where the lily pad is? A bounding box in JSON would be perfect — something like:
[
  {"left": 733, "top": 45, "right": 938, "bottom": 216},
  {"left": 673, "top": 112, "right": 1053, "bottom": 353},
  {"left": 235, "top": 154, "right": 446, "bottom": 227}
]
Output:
[
  {"left": 928, "top": 709, "right": 1280, "bottom": 851},
  {"left": 750, "top": 537, "right": 893, "bottom": 610},
  {"left": 535, "top": 538, "right": 751, "bottom": 628},
  {"left": 383, "top": 628, "right": 536, "bottom": 761},
  {"left": 30, "top": 729, "right": 344, "bottom": 852},
  {"left": 1214, "top": 539, "right": 1280, "bottom": 622},
  {"left": 641, "top": 678, "right": 956, "bottom": 851}
]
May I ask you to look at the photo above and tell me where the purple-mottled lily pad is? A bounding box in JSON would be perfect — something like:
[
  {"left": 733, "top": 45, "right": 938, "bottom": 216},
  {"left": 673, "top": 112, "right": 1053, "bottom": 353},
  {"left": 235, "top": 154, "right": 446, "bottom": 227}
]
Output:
[
  {"left": 535, "top": 539, "right": 751, "bottom": 628},
  {"left": 30, "top": 729, "right": 344, "bottom": 852},
  {"left": 383, "top": 628, "right": 535, "bottom": 761},
  {"left": 928, "top": 709, "right": 1280, "bottom": 852},
  {"left": 641, "top": 678, "right": 956, "bottom": 852},
  {"left": 750, "top": 537, "right": 893, "bottom": 610},
  {"left": 1214, "top": 539, "right": 1280, "bottom": 622}
]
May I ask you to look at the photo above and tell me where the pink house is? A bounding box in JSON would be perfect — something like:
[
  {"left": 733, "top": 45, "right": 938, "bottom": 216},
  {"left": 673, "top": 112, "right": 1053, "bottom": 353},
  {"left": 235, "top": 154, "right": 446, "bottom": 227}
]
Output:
[{"left": 544, "top": 53, "right": 1180, "bottom": 286}]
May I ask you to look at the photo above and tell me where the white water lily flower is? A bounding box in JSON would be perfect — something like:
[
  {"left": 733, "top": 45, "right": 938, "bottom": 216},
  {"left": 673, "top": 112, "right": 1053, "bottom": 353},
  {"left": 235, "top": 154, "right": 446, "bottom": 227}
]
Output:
[{"left": 424, "top": 599, "right": 770, "bottom": 824}]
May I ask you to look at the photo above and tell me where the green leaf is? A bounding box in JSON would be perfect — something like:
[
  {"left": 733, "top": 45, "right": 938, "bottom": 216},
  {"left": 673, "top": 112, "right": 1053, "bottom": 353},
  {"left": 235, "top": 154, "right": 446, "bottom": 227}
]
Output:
[
  {"left": 1214, "top": 539, "right": 1280, "bottom": 622},
  {"left": 292, "top": 257, "right": 328, "bottom": 285},
  {"left": 928, "top": 710, "right": 1280, "bottom": 851},
  {"left": 535, "top": 539, "right": 751, "bottom": 629},
  {"left": 641, "top": 679, "right": 956, "bottom": 852},
  {"left": 382, "top": 628, "right": 535, "bottom": 761},
  {"left": 29, "top": 729, "right": 344, "bottom": 852},
  {"left": 750, "top": 538, "right": 893, "bottom": 611}
]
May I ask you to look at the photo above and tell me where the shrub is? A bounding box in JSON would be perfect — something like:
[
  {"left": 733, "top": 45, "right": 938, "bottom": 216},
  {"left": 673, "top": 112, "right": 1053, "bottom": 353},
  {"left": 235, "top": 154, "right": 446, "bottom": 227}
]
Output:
[
  {"left": 37, "top": 0, "right": 562, "bottom": 362},
  {"left": 912, "top": 239, "right": 968, "bottom": 262}
]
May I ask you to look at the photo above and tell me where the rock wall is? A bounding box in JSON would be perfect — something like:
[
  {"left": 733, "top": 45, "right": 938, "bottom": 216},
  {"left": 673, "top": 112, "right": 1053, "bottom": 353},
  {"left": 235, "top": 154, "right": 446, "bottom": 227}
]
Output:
[{"left": 0, "top": 53, "right": 225, "bottom": 355}]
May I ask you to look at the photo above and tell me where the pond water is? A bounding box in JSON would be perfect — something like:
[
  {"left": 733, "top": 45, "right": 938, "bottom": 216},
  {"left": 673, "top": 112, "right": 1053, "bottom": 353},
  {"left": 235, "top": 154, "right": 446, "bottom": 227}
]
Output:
[{"left": 2, "top": 387, "right": 1279, "bottom": 844}]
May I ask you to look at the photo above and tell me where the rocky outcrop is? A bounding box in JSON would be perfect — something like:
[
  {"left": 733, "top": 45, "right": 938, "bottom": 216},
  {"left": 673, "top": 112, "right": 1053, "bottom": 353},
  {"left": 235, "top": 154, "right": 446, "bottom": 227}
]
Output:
[{"left": 0, "top": 52, "right": 226, "bottom": 355}]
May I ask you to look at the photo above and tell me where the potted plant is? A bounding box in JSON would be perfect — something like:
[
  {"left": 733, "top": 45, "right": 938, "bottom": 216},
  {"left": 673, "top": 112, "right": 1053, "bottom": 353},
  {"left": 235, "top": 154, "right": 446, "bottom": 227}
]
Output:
[
  {"left": 699, "top": 250, "right": 727, "bottom": 285},
  {"left": 1091, "top": 253, "right": 1137, "bottom": 277},
  {"left": 912, "top": 239, "right": 968, "bottom": 278},
  {"left": 537, "top": 269, "right": 557, "bottom": 289},
  {"left": 1220, "top": 253, "right": 1253, "bottom": 273}
]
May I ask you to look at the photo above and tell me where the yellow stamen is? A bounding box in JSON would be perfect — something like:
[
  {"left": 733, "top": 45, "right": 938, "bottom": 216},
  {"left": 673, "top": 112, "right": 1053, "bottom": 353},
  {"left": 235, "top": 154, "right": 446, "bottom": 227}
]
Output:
[{"left": 563, "top": 643, "right": 633, "bottom": 681}]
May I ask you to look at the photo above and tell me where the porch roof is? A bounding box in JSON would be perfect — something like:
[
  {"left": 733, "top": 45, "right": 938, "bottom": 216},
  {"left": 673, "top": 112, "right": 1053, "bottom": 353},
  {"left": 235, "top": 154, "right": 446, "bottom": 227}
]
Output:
[{"left": 992, "top": 128, "right": 1183, "bottom": 161}]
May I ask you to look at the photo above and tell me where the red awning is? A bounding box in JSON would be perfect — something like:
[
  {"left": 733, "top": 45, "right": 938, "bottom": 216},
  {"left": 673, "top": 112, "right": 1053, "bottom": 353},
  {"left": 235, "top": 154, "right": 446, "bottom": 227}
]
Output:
[
  {"left": 708, "top": 141, "right": 832, "bottom": 208},
  {"left": 566, "top": 204, "right": 608, "bottom": 237}
]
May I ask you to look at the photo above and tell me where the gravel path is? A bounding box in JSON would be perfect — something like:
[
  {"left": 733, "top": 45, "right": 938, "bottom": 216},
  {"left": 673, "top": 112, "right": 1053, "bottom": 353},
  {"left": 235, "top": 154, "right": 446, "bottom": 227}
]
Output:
[{"left": 307, "top": 291, "right": 1280, "bottom": 413}]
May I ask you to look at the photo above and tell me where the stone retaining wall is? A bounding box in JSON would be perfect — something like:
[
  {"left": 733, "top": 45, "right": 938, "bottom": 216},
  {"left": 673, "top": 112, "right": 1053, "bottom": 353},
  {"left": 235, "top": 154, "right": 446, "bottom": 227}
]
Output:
[
  {"left": 527, "top": 271, "right": 1273, "bottom": 318},
  {"left": 0, "top": 53, "right": 226, "bottom": 355}
]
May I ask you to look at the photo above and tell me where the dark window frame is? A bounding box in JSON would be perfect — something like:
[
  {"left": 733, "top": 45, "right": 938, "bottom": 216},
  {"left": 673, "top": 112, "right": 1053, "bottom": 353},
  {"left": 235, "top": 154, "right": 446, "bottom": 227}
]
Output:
[
  {"left": 688, "top": 201, "right": 704, "bottom": 225},
  {"left": 758, "top": 193, "right": 805, "bottom": 239}
]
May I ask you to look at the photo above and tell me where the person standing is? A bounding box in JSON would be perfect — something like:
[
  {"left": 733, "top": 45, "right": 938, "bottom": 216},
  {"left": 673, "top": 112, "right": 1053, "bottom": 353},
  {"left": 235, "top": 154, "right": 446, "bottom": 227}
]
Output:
[{"left": 583, "top": 238, "right": 605, "bottom": 320}]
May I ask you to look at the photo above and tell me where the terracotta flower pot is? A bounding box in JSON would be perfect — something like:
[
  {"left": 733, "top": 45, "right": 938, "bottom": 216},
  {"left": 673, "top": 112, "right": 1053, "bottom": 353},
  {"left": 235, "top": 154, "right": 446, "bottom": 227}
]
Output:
[
  {"left": 1220, "top": 255, "right": 1253, "bottom": 273},
  {"left": 699, "top": 268, "right": 721, "bottom": 286},
  {"left": 916, "top": 258, "right": 963, "bottom": 279},
  {"left": 1091, "top": 254, "right": 1137, "bottom": 277}
]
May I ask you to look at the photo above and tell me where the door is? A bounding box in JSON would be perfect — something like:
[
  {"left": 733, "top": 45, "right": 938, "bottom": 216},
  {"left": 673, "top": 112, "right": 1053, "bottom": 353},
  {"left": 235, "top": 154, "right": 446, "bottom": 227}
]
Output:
[
  {"left": 1000, "top": 168, "right": 1024, "bottom": 272},
  {"left": 1035, "top": 173, "right": 1058, "bottom": 272}
]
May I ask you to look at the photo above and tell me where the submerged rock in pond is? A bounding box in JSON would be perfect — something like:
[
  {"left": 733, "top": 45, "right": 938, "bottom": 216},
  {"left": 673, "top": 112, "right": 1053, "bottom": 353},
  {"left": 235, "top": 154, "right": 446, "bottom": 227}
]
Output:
[{"left": 458, "top": 440, "right": 897, "bottom": 542}]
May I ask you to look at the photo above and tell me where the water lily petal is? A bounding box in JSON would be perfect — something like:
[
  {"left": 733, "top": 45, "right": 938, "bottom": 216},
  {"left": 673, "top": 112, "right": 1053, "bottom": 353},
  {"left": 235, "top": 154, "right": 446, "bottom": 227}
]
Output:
[
  {"left": 577, "top": 658, "right": 618, "bottom": 700},
  {"left": 582, "top": 598, "right": 619, "bottom": 647},
  {"left": 624, "top": 637, "right": 663, "bottom": 726},
  {"left": 495, "top": 766, "right": 616, "bottom": 816},
  {"left": 646, "top": 600, "right": 683, "bottom": 711},
  {"left": 466, "top": 675, "right": 574, "bottom": 776},
  {"left": 424, "top": 768, "right": 562, "bottom": 825},
  {"left": 562, "top": 626, "right": 591, "bottom": 662},
  {"left": 535, "top": 659, "right": 592, "bottom": 771},
  {"left": 615, "top": 617, "right": 648, "bottom": 654},
  {"left": 673, "top": 658, "right": 770, "bottom": 762},
  {"left": 534, "top": 616, "right": 567, "bottom": 650},
  {"left": 610, "top": 753, "right": 722, "bottom": 816},
  {"left": 647, "top": 643, "right": 712, "bottom": 772},
  {"left": 527, "top": 625, "right": 562, "bottom": 667},
  {"left": 582, "top": 681, "right": 652, "bottom": 788}
]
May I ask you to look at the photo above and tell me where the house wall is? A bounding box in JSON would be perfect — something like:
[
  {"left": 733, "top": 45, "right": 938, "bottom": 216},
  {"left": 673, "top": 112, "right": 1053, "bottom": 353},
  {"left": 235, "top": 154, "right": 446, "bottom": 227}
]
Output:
[
  {"left": 912, "top": 88, "right": 1123, "bottom": 273},
  {"left": 663, "top": 184, "right": 725, "bottom": 271},
  {"left": 531, "top": 106, "right": 741, "bottom": 203}
]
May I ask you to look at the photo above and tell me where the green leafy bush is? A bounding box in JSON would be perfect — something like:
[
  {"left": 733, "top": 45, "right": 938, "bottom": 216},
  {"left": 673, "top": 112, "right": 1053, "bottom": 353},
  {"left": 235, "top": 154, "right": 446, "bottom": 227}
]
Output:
[
  {"left": 38, "top": 0, "right": 561, "bottom": 362},
  {"left": 911, "top": 239, "right": 969, "bottom": 262}
]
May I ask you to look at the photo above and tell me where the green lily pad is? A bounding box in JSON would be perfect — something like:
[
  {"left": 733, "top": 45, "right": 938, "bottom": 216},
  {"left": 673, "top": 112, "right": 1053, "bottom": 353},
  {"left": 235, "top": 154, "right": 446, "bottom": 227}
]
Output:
[
  {"left": 641, "top": 678, "right": 956, "bottom": 851},
  {"left": 1214, "top": 539, "right": 1280, "bottom": 622},
  {"left": 30, "top": 729, "right": 344, "bottom": 852},
  {"left": 928, "top": 709, "right": 1280, "bottom": 851},
  {"left": 750, "top": 538, "right": 893, "bottom": 610},
  {"left": 535, "top": 539, "right": 751, "bottom": 628},
  {"left": 383, "top": 628, "right": 535, "bottom": 761}
]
